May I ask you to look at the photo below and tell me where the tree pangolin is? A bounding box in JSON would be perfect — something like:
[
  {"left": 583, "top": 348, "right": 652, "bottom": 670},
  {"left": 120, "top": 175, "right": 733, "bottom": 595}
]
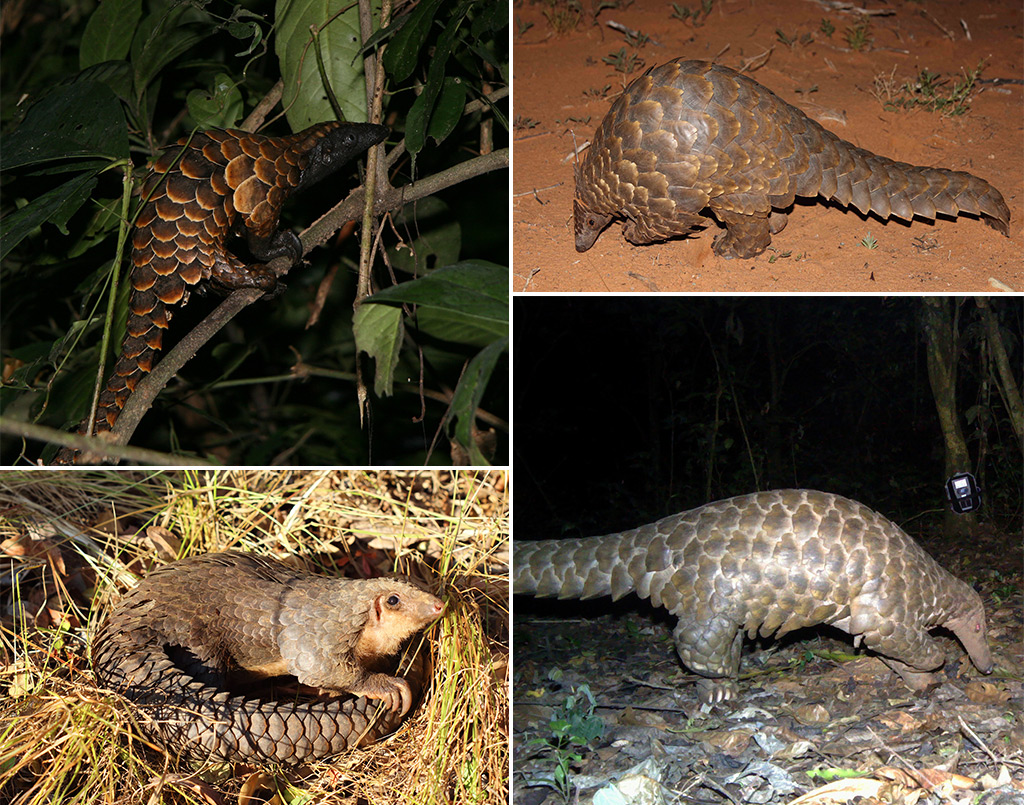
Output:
[
  {"left": 514, "top": 489, "right": 994, "bottom": 703},
  {"left": 54, "top": 122, "right": 388, "bottom": 464},
  {"left": 573, "top": 60, "right": 1010, "bottom": 258}
]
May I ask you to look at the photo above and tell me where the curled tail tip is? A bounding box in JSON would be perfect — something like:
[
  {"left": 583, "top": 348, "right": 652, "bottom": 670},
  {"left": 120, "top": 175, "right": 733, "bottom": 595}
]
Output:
[
  {"left": 983, "top": 197, "right": 1010, "bottom": 236},
  {"left": 986, "top": 215, "right": 1010, "bottom": 236},
  {"left": 971, "top": 179, "right": 1010, "bottom": 235}
]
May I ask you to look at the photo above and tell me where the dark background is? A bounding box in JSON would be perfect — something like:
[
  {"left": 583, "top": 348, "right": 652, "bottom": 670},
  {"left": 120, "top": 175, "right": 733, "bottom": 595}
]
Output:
[{"left": 513, "top": 296, "right": 1023, "bottom": 541}]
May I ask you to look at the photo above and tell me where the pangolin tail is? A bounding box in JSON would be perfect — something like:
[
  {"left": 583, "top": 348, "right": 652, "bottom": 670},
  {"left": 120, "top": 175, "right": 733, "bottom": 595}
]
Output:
[
  {"left": 92, "top": 620, "right": 419, "bottom": 764},
  {"left": 513, "top": 533, "right": 642, "bottom": 601},
  {"left": 52, "top": 293, "right": 173, "bottom": 465},
  {"left": 815, "top": 134, "right": 1009, "bottom": 234}
]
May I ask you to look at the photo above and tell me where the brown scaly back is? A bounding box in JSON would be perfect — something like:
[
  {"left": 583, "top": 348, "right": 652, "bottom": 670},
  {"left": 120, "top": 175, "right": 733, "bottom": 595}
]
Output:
[
  {"left": 54, "top": 122, "right": 387, "bottom": 464},
  {"left": 574, "top": 60, "right": 1010, "bottom": 258}
]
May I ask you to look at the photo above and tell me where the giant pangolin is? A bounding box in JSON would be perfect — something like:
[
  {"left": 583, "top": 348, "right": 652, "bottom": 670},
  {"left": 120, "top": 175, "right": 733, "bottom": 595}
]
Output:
[
  {"left": 573, "top": 60, "right": 1010, "bottom": 258},
  {"left": 513, "top": 489, "right": 994, "bottom": 703}
]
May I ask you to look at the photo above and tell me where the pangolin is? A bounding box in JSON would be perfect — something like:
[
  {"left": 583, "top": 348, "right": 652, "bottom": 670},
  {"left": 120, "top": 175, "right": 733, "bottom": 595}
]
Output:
[
  {"left": 513, "top": 489, "right": 994, "bottom": 703},
  {"left": 573, "top": 60, "right": 1010, "bottom": 258},
  {"left": 54, "top": 121, "right": 387, "bottom": 464},
  {"left": 92, "top": 551, "right": 444, "bottom": 764}
]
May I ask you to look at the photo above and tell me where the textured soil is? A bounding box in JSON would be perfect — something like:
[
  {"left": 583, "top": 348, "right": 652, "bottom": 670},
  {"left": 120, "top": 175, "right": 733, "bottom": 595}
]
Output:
[{"left": 512, "top": 0, "right": 1023, "bottom": 292}]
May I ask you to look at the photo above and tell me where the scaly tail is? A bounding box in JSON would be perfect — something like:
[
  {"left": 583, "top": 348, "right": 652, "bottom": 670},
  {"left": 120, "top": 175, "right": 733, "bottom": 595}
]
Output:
[
  {"left": 92, "top": 622, "right": 421, "bottom": 763},
  {"left": 812, "top": 131, "right": 1010, "bottom": 234},
  {"left": 513, "top": 533, "right": 644, "bottom": 601},
  {"left": 52, "top": 254, "right": 185, "bottom": 464}
]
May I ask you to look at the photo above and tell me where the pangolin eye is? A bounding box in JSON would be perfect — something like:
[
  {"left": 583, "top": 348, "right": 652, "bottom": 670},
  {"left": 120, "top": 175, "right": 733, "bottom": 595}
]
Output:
[{"left": 386, "top": 594, "right": 401, "bottom": 607}]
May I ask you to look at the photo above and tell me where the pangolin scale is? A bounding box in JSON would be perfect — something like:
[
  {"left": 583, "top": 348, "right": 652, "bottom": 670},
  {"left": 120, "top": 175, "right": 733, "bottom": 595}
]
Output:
[
  {"left": 513, "top": 489, "right": 993, "bottom": 703},
  {"left": 55, "top": 121, "right": 387, "bottom": 464},
  {"left": 573, "top": 60, "right": 1010, "bottom": 257},
  {"left": 92, "top": 551, "right": 443, "bottom": 764}
]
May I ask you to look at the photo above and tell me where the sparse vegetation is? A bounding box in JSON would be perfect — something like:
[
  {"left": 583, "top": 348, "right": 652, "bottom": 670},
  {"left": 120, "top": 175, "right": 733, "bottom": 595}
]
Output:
[
  {"left": 845, "top": 21, "right": 872, "bottom": 51},
  {"left": 861, "top": 232, "right": 879, "bottom": 250},
  {"left": 872, "top": 64, "right": 985, "bottom": 117},
  {"left": 670, "top": 0, "right": 714, "bottom": 26},
  {"left": 602, "top": 46, "right": 644, "bottom": 74},
  {"left": 526, "top": 685, "right": 606, "bottom": 804},
  {"left": 820, "top": 18, "right": 835, "bottom": 37},
  {"left": 541, "top": 0, "right": 583, "bottom": 34},
  {"left": 621, "top": 27, "right": 650, "bottom": 48},
  {"left": 776, "top": 28, "right": 814, "bottom": 48}
]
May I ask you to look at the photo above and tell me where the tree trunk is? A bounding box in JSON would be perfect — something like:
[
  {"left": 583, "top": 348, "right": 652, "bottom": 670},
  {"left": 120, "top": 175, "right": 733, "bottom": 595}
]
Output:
[{"left": 919, "top": 298, "right": 974, "bottom": 536}]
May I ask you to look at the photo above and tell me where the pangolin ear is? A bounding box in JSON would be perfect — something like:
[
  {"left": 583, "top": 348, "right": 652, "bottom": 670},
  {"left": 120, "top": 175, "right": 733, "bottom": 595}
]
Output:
[{"left": 369, "top": 593, "right": 386, "bottom": 623}]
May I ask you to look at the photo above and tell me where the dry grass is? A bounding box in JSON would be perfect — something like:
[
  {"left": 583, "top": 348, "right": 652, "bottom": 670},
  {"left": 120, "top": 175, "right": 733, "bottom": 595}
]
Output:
[{"left": 0, "top": 470, "right": 509, "bottom": 804}]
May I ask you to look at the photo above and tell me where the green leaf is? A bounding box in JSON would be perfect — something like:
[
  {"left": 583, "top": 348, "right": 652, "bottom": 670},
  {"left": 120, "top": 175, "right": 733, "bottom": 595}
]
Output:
[
  {"left": 0, "top": 81, "right": 128, "bottom": 171},
  {"left": 275, "top": 0, "right": 379, "bottom": 128},
  {"left": 0, "top": 173, "right": 100, "bottom": 262},
  {"left": 446, "top": 337, "right": 506, "bottom": 464},
  {"left": 132, "top": 6, "right": 211, "bottom": 103},
  {"left": 362, "top": 9, "right": 412, "bottom": 53},
  {"left": 426, "top": 77, "right": 466, "bottom": 145},
  {"left": 386, "top": 196, "right": 461, "bottom": 276},
  {"left": 365, "top": 261, "right": 508, "bottom": 347},
  {"left": 80, "top": 0, "right": 143, "bottom": 68},
  {"left": 405, "top": 0, "right": 474, "bottom": 154},
  {"left": 68, "top": 196, "right": 124, "bottom": 259},
  {"left": 471, "top": 0, "right": 508, "bottom": 37},
  {"left": 353, "top": 303, "right": 404, "bottom": 396},
  {"left": 382, "top": 0, "right": 445, "bottom": 82},
  {"left": 224, "top": 7, "right": 267, "bottom": 57},
  {"left": 75, "top": 60, "right": 135, "bottom": 104},
  {"left": 186, "top": 73, "right": 244, "bottom": 129}
]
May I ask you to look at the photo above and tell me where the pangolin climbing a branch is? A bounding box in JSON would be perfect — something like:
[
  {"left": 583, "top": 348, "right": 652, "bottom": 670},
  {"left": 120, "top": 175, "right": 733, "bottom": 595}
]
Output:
[
  {"left": 514, "top": 489, "right": 994, "bottom": 704},
  {"left": 54, "top": 121, "right": 387, "bottom": 464},
  {"left": 573, "top": 60, "right": 1010, "bottom": 257}
]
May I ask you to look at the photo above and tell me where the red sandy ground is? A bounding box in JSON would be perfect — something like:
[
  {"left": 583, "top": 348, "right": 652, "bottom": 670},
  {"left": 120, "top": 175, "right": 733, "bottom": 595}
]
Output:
[{"left": 512, "top": 0, "right": 1023, "bottom": 292}]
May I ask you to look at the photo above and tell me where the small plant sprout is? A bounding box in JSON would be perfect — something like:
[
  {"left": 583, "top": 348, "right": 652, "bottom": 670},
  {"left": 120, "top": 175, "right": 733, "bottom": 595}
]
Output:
[{"left": 528, "top": 685, "right": 606, "bottom": 803}]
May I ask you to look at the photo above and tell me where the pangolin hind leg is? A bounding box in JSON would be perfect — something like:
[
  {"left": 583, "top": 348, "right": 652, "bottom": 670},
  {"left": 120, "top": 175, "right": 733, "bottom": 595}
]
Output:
[
  {"left": 672, "top": 616, "right": 744, "bottom": 704},
  {"left": 709, "top": 206, "right": 774, "bottom": 259}
]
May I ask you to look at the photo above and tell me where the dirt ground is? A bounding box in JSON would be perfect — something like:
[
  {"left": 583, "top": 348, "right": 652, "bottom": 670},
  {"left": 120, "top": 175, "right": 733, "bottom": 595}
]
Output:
[{"left": 512, "top": 0, "right": 1023, "bottom": 292}]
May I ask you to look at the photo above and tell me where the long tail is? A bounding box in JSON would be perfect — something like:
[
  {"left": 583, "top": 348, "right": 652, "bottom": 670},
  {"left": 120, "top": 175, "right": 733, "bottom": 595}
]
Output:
[
  {"left": 513, "top": 533, "right": 645, "bottom": 601},
  {"left": 53, "top": 267, "right": 180, "bottom": 464},
  {"left": 92, "top": 620, "right": 420, "bottom": 764},
  {"left": 797, "top": 125, "right": 1009, "bottom": 234}
]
